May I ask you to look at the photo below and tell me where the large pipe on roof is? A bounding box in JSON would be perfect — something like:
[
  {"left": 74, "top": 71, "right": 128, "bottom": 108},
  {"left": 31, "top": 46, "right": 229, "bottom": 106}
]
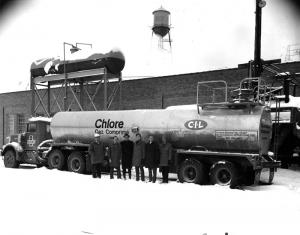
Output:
[{"left": 30, "top": 49, "right": 125, "bottom": 78}]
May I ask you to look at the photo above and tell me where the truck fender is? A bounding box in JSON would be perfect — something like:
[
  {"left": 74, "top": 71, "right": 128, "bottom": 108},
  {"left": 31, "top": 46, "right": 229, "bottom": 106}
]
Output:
[
  {"left": 2, "top": 142, "right": 24, "bottom": 161},
  {"left": 41, "top": 146, "right": 54, "bottom": 162},
  {"left": 209, "top": 160, "right": 227, "bottom": 171}
]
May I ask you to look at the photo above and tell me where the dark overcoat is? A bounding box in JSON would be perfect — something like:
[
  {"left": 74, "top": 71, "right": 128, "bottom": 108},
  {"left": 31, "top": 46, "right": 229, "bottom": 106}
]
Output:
[
  {"left": 109, "top": 142, "right": 122, "bottom": 167},
  {"left": 145, "top": 141, "right": 160, "bottom": 168},
  {"left": 88, "top": 141, "right": 105, "bottom": 164},
  {"left": 132, "top": 140, "right": 145, "bottom": 167},
  {"left": 120, "top": 140, "right": 134, "bottom": 168},
  {"left": 159, "top": 143, "right": 172, "bottom": 166}
]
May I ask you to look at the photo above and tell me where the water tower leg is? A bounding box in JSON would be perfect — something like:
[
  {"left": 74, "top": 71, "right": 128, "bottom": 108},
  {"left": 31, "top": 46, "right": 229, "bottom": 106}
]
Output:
[
  {"left": 119, "top": 74, "right": 122, "bottom": 110},
  {"left": 103, "top": 68, "right": 107, "bottom": 110}
]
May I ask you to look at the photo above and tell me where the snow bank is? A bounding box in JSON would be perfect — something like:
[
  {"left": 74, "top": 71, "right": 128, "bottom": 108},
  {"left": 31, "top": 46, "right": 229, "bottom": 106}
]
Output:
[
  {"left": 0, "top": 160, "right": 300, "bottom": 235},
  {"left": 28, "top": 116, "right": 52, "bottom": 123}
]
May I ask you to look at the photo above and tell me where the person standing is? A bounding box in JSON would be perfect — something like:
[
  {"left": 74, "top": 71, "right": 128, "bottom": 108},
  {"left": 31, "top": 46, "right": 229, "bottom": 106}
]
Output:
[
  {"left": 109, "top": 136, "right": 122, "bottom": 179},
  {"left": 159, "top": 135, "right": 173, "bottom": 183},
  {"left": 132, "top": 133, "right": 145, "bottom": 181},
  {"left": 120, "top": 133, "right": 134, "bottom": 179},
  {"left": 88, "top": 133, "right": 105, "bottom": 178},
  {"left": 145, "top": 135, "right": 160, "bottom": 183}
]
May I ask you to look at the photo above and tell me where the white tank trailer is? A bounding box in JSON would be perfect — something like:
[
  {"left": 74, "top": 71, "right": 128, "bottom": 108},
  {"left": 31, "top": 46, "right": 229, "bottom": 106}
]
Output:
[{"left": 46, "top": 103, "right": 279, "bottom": 186}]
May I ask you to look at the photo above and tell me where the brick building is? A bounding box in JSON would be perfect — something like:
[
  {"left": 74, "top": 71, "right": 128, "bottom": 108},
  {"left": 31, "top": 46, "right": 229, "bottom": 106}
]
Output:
[{"left": 0, "top": 61, "right": 299, "bottom": 145}]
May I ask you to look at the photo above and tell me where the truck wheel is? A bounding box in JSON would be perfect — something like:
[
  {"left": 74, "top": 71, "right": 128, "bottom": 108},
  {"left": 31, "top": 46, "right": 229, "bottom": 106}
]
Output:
[
  {"left": 209, "top": 161, "right": 238, "bottom": 186},
  {"left": 178, "top": 160, "right": 206, "bottom": 184},
  {"left": 48, "top": 149, "right": 65, "bottom": 170},
  {"left": 3, "top": 150, "right": 20, "bottom": 168},
  {"left": 67, "top": 152, "right": 86, "bottom": 174}
]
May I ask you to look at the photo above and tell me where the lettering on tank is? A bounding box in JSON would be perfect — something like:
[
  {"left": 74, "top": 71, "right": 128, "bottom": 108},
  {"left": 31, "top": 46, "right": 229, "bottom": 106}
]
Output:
[
  {"left": 94, "top": 118, "right": 127, "bottom": 136},
  {"left": 215, "top": 130, "right": 258, "bottom": 141},
  {"left": 184, "top": 120, "right": 207, "bottom": 130}
]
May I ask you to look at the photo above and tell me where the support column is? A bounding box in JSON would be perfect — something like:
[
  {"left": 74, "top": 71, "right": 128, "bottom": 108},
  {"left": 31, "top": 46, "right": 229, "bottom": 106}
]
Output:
[
  {"left": 253, "top": 0, "right": 264, "bottom": 77},
  {"left": 80, "top": 81, "right": 84, "bottom": 109},
  {"left": 2, "top": 106, "right": 5, "bottom": 146},
  {"left": 119, "top": 74, "right": 122, "bottom": 110},
  {"left": 47, "top": 83, "right": 51, "bottom": 116},
  {"left": 30, "top": 75, "right": 35, "bottom": 116},
  {"left": 103, "top": 68, "right": 107, "bottom": 110}
]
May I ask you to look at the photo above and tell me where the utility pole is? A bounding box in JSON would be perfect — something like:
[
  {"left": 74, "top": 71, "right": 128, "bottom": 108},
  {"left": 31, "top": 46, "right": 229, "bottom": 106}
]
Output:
[{"left": 253, "top": 0, "right": 266, "bottom": 77}]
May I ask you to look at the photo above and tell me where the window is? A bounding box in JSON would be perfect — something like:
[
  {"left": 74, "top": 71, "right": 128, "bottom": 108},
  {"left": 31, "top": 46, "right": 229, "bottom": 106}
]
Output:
[
  {"left": 17, "top": 114, "right": 26, "bottom": 133},
  {"left": 27, "top": 123, "right": 37, "bottom": 133},
  {"left": 7, "top": 114, "right": 15, "bottom": 136}
]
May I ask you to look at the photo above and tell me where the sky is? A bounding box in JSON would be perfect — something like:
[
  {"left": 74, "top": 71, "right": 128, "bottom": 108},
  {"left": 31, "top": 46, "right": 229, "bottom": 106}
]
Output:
[{"left": 0, "top": 0, "right": 299, "bottom": 93}]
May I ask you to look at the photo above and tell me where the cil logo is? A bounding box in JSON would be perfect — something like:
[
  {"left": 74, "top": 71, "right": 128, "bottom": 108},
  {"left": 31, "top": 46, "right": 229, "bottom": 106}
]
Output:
[{"left": 184, "top": 120, "right": 207, "bottom": 130}]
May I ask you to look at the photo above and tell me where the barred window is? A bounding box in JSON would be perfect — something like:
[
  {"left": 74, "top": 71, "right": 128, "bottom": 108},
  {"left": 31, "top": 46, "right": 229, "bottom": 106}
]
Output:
[
  {"left": 17, "top": 114, "right": 26, "bottom": 133},
  {"left": 7, "top": 114, "right": 15, "bottom": 136}
]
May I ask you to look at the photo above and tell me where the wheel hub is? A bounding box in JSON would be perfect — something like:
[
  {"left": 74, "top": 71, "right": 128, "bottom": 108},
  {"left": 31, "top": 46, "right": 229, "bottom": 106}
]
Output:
[
  {"left": 52, "top": 156, "right": 59, "bottom": 166},
  {"left": 217, "top": 169, "right": 231, "bottom": 184},
  {"left": 184, "top": 167, "right": 197, "bottom": 182},
  {"left": 71, "top": 159, "right": 80, "bottom": 171}
]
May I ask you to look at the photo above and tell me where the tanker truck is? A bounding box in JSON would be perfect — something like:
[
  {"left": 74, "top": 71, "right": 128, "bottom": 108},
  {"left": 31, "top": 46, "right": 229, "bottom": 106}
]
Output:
[{"left": 1, "top": 102, "right": 280, "bottom": 186}]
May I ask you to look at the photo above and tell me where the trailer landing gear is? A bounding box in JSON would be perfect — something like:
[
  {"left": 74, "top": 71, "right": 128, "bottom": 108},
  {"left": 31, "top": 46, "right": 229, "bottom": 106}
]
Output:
[{"left": 257, "top": 168, "right": 275, "bottom": 185}]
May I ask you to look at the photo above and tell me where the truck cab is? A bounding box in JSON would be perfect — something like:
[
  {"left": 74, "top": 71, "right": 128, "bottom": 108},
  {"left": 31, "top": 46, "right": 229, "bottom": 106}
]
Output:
[
  {"left": 1, "top": 117, "right": 52, "bottom": 168},
  {"left": 269, "top": 96, "right": 300, "bottom": 167}
]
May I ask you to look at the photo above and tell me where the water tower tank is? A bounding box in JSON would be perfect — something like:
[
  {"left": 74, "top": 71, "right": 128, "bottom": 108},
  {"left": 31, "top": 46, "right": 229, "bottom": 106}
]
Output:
[{"left": 152, "top": 6, "right": 170, "bottom": 38}]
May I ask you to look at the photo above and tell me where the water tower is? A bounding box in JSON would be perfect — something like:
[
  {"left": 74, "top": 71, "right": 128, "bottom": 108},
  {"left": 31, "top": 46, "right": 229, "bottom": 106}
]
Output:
[{"left": 152, "top": 6, "right": 172, "bottom": 50}]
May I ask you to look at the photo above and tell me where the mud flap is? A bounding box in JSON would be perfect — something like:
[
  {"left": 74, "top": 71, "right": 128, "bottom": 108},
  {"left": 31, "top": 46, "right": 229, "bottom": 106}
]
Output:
[
  {"left": 254, "top": 169, "right": 261, "bottom": 185},
  {"left": 15, "top": 151, "right": 22, "bottom": 161},
  {"left": 268, "top": 168, "right": 275, "bottom": 184}
]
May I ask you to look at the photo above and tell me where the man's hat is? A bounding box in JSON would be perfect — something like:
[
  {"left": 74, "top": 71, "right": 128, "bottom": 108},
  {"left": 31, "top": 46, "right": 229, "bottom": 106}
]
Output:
[{"left": 94, "top": 133, "right": 100, "bottom": 137}]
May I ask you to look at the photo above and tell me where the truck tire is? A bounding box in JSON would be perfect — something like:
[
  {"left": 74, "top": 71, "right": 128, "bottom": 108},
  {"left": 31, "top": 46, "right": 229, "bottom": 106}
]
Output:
[
  {"left": 209, "top": 161, "right": 238, "bottom": 186},
  {"left": 67, "top": 151, "right": 86, "bottom": 174},
  {"left": 3, "top": 150, "right": 20, "bottom": 168},
  {"left": 48, "top": 149, "right": 65, "bottom": 170},
  {"left": 178, "top": 160, "right": 206, "bottom": 184}
]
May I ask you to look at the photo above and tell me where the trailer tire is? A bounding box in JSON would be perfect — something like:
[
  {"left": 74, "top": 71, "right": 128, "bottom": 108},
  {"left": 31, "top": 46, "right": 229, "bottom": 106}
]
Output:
[
  {"left": 67, "top": 152, "right": 86, "bottom": 174},
  {"left": 48, "top": 149, "right": 65, "bottom": 170},
  {"left": 209, "top": 161, "right": 238, "bottom": 186},
  {"left": 3, "top": 150, "right": 20, "bottom": 168},
  {"left": 178, "top": 160, "right": 206, "bottom": 184}
]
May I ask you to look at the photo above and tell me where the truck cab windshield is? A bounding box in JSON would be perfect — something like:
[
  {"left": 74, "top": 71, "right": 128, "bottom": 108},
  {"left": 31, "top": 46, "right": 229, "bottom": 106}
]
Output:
[{"left": 27, "top": 123, "right": 37, "bottom": 132}]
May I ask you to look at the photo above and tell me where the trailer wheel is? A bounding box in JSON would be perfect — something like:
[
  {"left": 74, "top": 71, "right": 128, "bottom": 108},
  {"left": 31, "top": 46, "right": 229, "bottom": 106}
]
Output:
[
  {"left": 3, "top": 150, "right": 20, "bottom": 168},
  {"left": 67, "top": 152, "right": 86, "bottom": 174},
  {"left": 178, "top": 160, "right": 206, "bottom": 184},
  {"left": 209, "top": 161, "right": 237, "bottom": 186},
  {"left": 48, "top": 149, "right": 65, "bottom": 170}
]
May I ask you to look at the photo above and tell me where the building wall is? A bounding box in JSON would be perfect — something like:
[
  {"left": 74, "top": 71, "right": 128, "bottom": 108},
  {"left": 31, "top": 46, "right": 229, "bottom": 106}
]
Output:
[
  {"left": 1, "top": 61, "right": 300, "bottom": 145},
  {"left": 0, "top": 91, "right": 32, "bottom": 145}
]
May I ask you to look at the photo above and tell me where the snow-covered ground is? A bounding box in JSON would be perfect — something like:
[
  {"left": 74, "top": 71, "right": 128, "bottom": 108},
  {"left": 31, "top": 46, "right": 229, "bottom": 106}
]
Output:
[{"left": 0, "top": 160, "right": 300, "bottom": 235}]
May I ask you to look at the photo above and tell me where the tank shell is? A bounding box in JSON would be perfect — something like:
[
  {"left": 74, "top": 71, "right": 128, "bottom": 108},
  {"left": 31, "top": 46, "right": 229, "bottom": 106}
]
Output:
[
  {"left": 152, "top": 6, "right": 170, "bottom": 37},
  {"left": 50, "top": 104, "right": 272, "bottom": 155}
]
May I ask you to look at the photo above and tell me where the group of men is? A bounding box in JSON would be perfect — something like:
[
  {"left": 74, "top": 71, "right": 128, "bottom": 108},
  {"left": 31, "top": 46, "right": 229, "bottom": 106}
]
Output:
[{"left": 88, "top": 132, "right": 173, "bottom": 183}]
